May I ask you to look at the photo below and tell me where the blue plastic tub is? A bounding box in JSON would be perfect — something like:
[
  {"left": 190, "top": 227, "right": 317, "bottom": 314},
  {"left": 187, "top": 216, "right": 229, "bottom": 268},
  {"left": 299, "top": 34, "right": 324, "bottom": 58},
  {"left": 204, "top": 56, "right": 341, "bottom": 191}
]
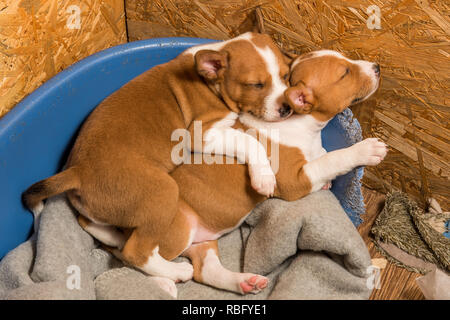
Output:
[{"left": 0, "top": 38, "right": 365, "bottom": 260}]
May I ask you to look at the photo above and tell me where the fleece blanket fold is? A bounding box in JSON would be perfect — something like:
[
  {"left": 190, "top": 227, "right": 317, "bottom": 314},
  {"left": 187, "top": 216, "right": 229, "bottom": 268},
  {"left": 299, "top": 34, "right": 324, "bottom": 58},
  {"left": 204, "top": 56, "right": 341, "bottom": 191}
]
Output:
[{"left": 0, "top": 190, "right": 372, "bottom": 300}]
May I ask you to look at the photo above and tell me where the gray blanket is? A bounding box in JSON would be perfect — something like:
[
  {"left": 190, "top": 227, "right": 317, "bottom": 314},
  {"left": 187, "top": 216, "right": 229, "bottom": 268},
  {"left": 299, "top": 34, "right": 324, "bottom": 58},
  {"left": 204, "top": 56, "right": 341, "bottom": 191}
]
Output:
[{"left": 0, "top": 190, "right": 372, "bottom": 300}]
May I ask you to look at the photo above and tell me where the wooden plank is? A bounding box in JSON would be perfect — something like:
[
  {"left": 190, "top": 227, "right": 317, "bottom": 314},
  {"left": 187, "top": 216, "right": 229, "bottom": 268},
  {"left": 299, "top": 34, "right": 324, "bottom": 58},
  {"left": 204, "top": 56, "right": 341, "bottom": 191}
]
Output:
[
  {"left": 0, "top": 0, "right": 127, "bottom": 118},
  {"left": 376, "top": 109, "right": 450, "bottom": 157},
  {"left": 384, "top": 131, "right": 450, "bottom": 177}
]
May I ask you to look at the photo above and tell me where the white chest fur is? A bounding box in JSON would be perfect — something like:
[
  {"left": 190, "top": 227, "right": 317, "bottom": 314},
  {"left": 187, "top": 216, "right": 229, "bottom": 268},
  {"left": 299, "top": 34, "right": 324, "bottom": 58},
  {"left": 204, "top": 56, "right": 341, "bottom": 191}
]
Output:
[{"left": 239, "top": 113, "right": 329, "bottom": 161}]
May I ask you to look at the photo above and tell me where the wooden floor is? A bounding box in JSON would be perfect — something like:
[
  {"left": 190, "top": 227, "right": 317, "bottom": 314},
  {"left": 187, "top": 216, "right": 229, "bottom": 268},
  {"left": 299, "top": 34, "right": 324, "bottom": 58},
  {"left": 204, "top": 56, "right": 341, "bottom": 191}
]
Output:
[{"left": 358, "top": 187, "right": 425, "bottom": 300}]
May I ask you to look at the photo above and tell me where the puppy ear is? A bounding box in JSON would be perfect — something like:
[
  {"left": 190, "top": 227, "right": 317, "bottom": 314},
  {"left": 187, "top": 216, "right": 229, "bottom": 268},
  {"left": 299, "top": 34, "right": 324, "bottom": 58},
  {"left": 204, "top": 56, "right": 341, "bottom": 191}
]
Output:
[
  {"left": 284, "top": 84, "right": 315, "bottom": 114},
  {"left": 281, "top": 50, "right": 298, "bottom": 66},
  {"left": 195, "top": 50, "right": 228, "bottom": 81}
]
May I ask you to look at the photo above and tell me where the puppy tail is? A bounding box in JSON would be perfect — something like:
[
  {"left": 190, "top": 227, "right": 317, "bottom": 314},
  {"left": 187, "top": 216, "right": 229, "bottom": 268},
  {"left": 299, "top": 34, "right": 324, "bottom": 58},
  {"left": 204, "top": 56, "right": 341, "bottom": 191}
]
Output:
[{"left": 22, "top": 167, "right": 80, "bottom": 220}]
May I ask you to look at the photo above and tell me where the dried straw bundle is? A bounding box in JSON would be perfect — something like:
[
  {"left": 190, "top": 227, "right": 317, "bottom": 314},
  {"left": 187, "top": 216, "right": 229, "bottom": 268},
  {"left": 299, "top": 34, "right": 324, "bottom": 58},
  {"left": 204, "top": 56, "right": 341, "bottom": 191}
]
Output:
[
  {"left": 0, "top": 0, "right": 127, "bottom": 118},
  {"left": 127, "top": 0, "right": 449, "bottom": 209}
]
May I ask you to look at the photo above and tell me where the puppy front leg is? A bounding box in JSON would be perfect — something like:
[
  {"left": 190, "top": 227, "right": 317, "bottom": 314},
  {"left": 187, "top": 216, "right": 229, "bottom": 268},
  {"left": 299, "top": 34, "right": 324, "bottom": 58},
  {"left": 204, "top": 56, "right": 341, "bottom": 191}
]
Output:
[
  {"left": 304, "top": 138, "right": 387, "bottom": 192},
  {"left": 204, "top": 127, "right": 276, "bottom": 197},
  {"left": 187, "top": 113, "right": 276, "bottom": 197}
]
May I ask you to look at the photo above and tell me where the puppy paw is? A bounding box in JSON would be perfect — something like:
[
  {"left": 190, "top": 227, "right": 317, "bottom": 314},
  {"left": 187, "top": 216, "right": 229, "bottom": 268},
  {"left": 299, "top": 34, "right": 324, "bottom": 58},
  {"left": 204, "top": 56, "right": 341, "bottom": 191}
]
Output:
[
  {"left": 152, "top": 276, "right": 178, "bottom": 299},
  {"left": 321, "top": 181, "right": 332, "bottom": 190},
  {"left": 353, "top": 138, "right": 388, "bottom": 166},
  {"left": 249, "top": 163, "right": 276, "bottom": 197},
  {"left": 169, "top": 262, "right": 194, "bottom": 283},
  {"left": 239, "top": 274, "right": 268, "bottom": 294}
]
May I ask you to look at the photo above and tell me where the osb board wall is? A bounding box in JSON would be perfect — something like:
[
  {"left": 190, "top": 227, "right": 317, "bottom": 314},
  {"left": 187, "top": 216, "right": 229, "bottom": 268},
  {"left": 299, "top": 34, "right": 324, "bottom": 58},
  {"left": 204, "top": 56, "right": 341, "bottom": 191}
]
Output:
[
  {"left": 126, "top": 0, "right": 450, "bottom": 210},
  {"left": 0, "top": 0, "right": 127, "bottom": 118}
]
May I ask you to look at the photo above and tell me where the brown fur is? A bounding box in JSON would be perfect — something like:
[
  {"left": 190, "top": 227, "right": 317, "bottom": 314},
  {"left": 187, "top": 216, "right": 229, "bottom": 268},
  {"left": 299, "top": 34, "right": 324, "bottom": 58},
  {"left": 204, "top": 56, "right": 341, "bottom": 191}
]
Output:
[
  {"left": 182, "top": 241, "right": 218, "bottom": 283},
  {"left": 165, "top": 52, "right": 378, "bottom": 258},
  {"left": 289, "top": 55, "right": 374, "bottom": 121},
  {"left": 22, "top": 32, "right": 289, "bottom": 269},
  {"left": 170, "top": 133, "right": 310, "bottom": 237},
  {"left": 22, "top": 167, "right": 80, "bottom": 210},
  {"left": 110, "top": 52, "right": 378, "bottom": 291},
  {"left": 23, "top": 47, "right": 379, "bottom": 293},
  {"left": 217, "top": 38, "right": 290, "bottom": 118}
]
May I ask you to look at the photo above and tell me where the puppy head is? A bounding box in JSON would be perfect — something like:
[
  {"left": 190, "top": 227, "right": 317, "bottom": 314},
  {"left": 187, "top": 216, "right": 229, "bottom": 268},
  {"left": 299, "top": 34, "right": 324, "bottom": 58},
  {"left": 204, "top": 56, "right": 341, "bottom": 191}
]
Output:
[
  {"left": 194, "top": 32, "right": 292, "bottom": 121},
  {"left": 285, "top": 50, "right": 380, "bottom": 121}
]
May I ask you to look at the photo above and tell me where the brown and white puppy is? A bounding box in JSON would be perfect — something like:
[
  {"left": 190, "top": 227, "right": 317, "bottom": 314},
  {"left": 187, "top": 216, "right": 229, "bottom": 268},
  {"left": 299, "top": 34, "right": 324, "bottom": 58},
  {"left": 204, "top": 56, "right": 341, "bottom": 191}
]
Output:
[
  {"left": 75, "top": 50, "right": 387, "bottom": 298},
  {"left": 22, "top": 33, "right": 292, "bottom": 280}
]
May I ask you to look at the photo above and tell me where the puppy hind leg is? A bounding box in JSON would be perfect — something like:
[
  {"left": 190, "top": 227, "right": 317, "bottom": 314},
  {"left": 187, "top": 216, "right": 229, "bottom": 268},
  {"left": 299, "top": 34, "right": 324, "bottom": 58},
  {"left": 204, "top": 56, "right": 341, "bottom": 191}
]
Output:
[
  {"left": 100, "top": 244, "right": 179, "bottom": 299},
  {"left": 158, "top": 199, "right": 199, "bottom": 261},
  {"left": 183, "top": 240, "right": 268, "bottom": 295},
  {"left": 121, "top": 227, "right": 193, "bottom": 283},
  {"left": 151, "top": 276, "right": 178, "bottom": 299}
]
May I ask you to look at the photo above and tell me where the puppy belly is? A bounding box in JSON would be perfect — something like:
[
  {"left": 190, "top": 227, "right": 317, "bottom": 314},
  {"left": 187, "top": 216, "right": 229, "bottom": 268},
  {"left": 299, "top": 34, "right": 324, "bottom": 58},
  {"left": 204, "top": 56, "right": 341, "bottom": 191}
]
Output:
[
  {"left": 192, "top": 225, "right": 222, "bottom": 243},
  {"left": 191, "top": 211, "right": 252, "bottom": 244}
]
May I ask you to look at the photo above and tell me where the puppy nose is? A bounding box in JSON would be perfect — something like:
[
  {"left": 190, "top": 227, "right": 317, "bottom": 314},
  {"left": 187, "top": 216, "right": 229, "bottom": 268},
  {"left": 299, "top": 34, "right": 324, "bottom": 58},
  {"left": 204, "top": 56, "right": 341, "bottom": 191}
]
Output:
[
  {"left": 279, "top": 103, "right": 292, "bottom": 118},
  {"left": 373, "top": 63, "right": 380, "bottom": 76}
]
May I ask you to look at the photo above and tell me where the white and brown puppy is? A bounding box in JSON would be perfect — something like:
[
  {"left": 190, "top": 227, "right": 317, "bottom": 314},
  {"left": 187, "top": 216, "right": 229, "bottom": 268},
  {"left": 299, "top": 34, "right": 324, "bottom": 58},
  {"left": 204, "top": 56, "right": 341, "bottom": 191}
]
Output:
[
  {"left": 75, "top": 50, "right": 387, "bottom": 298},
  {"left": 22, "top": 33, "right": 292, "bottom": 281}
]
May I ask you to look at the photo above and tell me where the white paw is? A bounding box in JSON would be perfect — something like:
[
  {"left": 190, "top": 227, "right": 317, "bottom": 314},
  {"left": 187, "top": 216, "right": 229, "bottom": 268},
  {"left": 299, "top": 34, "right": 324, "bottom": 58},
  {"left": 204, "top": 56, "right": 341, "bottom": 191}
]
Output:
[
  {"left": 354, "top": 138, "right": 388, "bottom": 166},
  {"left": 169, "top": 262, "right": 194, "bottom": 283},
  {"left": 249, "top": 163, "right": 276, "bottom": 197},
  {"left": 238, "top": 274, "right": 269, "bottom": 295},
  {"left": 152, "top": 276, "right": 178, "bottom": 298},
  {"left": 321, "top": 181, "right": 332, "bottom": 190}
]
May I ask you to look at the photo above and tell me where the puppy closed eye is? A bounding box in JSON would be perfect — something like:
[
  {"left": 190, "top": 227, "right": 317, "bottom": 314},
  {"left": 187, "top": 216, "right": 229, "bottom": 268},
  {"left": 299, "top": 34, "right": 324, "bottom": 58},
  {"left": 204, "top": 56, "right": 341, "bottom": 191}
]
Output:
[
  {"left": 283, "top": 73, "right": 289, "bottom": 81},
  {"left": 340, "top": 67, "right": 350, "bottom": 80},
  {"left": 351, "top": 97, "right": 362, "bottom": 104},
  {"left": 246, "top": 82, "right": 265, "bottom": 89}
]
